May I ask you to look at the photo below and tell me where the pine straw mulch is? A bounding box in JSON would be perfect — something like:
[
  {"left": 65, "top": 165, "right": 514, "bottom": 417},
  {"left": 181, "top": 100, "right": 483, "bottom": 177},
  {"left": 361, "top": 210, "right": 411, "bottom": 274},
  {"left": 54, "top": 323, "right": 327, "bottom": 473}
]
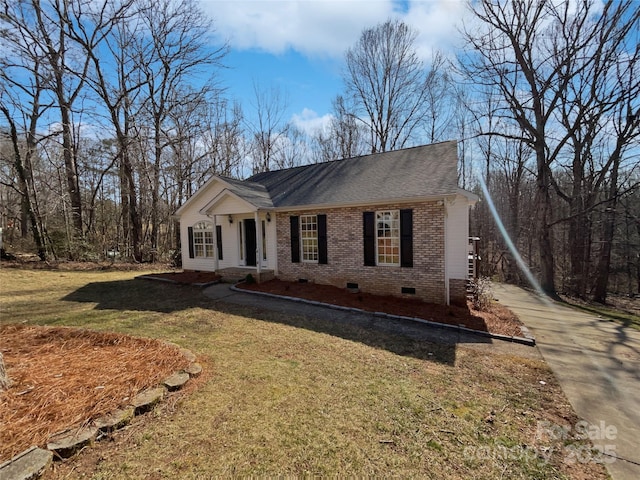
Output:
[
  {"left": 237, "top": 279, "right": 526, "bottom": 337},
  {"left": 0, "top": 324, "right": 191, "bottom": 462}
]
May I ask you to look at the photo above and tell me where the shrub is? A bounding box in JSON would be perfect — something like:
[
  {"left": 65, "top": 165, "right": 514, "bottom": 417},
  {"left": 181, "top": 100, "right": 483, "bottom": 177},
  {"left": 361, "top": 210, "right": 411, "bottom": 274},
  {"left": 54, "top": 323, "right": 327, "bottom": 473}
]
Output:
[{"left": 471, "top": 277, "right": 494, "bottom": 311}]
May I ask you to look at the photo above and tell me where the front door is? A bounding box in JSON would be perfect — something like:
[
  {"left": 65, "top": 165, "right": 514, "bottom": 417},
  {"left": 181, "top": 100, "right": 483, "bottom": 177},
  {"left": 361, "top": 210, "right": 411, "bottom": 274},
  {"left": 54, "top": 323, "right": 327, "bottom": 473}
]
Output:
[{"left": 244, "top": 219, "right": 256, "bottom": 266}]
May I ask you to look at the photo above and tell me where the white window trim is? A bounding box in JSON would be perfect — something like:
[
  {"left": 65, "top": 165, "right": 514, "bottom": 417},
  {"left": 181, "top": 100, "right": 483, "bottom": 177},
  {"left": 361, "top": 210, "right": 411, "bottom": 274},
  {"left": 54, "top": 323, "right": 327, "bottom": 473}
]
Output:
[
  {"left": 193, "top": 221, "right": 215, "bottom": 258},
  {"left": 375, "top": 210, "right": 400, "bottom": 266},
  {"left": 300, "top": 214, "right": 319, "bottom": 263}
]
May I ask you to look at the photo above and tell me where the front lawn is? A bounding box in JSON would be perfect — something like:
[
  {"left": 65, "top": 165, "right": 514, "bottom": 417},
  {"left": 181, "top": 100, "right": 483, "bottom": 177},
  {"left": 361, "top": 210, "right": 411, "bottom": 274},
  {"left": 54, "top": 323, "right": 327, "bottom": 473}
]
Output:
[{"left": 0, "top": 267, "right": 608, "bottom": 479}]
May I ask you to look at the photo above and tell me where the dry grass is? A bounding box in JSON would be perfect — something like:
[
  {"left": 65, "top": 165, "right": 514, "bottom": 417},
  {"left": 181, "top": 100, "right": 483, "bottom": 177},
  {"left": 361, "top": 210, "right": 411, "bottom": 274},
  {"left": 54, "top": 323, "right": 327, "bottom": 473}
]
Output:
[{"left": 0, "top": 267, "right": 609, "bottom": 479}]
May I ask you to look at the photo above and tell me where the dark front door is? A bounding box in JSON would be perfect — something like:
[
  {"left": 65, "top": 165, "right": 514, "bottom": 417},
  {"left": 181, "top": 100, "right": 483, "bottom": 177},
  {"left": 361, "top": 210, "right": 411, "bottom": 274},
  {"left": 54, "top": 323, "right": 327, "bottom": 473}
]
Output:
[{"left": 244, "top": 219, "right": 256, "bottom": 266}]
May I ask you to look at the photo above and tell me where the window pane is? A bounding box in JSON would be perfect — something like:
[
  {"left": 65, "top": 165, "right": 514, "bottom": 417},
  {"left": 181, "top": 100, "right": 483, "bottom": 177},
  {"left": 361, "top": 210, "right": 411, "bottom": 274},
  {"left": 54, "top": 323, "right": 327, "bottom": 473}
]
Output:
[
  {"left": 375, "top": 210, "right": 400, "bottom": 265},
  {"left": 300, "top": 215, "right": 318, "bottom": 262},
  {"left": 192, "top": 222, "right": 215, "bottom": 258}
]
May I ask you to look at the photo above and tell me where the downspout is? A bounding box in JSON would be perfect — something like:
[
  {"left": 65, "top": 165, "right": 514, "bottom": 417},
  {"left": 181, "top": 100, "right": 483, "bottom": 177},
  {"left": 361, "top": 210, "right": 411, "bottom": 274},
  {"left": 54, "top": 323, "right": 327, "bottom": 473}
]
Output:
[
  {"left": 255, "top": 210, "right": 262, "bottom": 278},
  {"left": 443, "top": 199, "right": 450, "bottom": 305}
]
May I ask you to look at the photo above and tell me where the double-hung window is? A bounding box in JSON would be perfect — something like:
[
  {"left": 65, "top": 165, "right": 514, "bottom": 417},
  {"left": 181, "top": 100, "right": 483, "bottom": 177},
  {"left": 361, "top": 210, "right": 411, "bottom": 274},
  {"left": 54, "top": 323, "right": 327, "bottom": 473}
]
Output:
[
  {"left": 376, "top": 210, "right": 400, "bottom": 266},
  {"left": 290, "top": 214, "right": 327, "bottom": 264},
  {"left": 193, "top": 221, "right": 214, "bottom": 257},
  {"left": 300, "top": 215, "right": 318, "bottom": 262},
  {"left": 364, "top": 209, "right": 412, "bottom": 267}
]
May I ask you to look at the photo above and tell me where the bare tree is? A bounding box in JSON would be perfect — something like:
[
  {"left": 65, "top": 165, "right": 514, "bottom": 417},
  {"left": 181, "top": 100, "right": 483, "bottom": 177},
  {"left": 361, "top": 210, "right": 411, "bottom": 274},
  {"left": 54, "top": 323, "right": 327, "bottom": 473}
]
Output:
[
  {"left": 0, "top": 104, "right": 49, "bottom": 260},
  {"left": 343, "top": 19, "right": 447, "bottom": 153},
  {"left": 0, "top": 8, "right": 54, "bottom": 259},
  {"left": 246, "top": 82, "right": 290, "bottom": 174},
  {"left": 60, "top": 0, "right": 144, "bottom": 259},
  {"left": 461, "top": 0, "right": 640, "bottom": 297},
  {"left": 312, "top": 95, "right": 367, "bottom": 162},
  {"left": 132, "top": 0, "right": 226, "bottom": 260},
  {"left": 30, "top": 0, "right": 89, "bottom": 240}
]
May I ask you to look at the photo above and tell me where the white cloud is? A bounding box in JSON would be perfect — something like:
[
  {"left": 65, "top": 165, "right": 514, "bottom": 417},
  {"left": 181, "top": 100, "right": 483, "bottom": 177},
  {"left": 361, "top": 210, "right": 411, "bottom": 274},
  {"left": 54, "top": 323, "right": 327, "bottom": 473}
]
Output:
[
  {"left": 290, "top": 108, "right": 333, "bottom": 136},
  {"left": 200, "top": 0, "right": 467, "bottom": 59},
  {"left": 406, "top": 0, "right": 468, "bottom": 60}
]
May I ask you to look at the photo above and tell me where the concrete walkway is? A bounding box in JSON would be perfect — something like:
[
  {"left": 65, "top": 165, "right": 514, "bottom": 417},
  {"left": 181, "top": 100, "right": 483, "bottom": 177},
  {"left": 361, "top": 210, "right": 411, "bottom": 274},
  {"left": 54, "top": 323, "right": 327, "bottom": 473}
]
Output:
[{"left": 493, "top": 284, "right": 640, "bottom": 480}]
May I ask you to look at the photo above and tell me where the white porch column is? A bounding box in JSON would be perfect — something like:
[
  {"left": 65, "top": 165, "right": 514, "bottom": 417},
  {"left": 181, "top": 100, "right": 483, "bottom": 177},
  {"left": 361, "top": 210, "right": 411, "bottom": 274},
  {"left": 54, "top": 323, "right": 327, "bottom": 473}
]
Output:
[
  {"left": 212, "top": 215, "right": 219, "bottom": 272},
  {"left": 255, "top": 211, "right": 262, "bottom": 276}
]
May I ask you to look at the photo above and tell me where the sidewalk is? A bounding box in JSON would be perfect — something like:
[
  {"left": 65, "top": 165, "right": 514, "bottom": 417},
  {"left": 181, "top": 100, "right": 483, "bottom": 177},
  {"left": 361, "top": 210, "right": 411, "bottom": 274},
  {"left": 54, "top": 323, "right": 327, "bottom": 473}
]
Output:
[{"left": 493, "top": 283, "right": 640, "bottom": 480}]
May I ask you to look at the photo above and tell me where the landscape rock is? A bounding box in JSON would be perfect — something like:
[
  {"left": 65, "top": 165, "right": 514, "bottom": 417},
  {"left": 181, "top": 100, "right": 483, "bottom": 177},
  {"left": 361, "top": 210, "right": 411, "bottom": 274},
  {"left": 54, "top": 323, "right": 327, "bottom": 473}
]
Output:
[
  {"left": 47, "top": 426, "right": 97, "bottom": 458},
  {"left": 0, "top": 447, "right": 52, "bottom": 480},
  {"left": 184, "top": 362, "right": 202, "bottom": 377},
  {"left": 93, "top": 407, "right": 135, "bottom": 432},
  {"left": 163, "top": 372, "right": 189, "bottom": 391},
  {"left": 131, "top": 386, "right": 166, "bottom": 415},
  {"left": 179, "top": 348, "right": 197, "bottom": 363}
]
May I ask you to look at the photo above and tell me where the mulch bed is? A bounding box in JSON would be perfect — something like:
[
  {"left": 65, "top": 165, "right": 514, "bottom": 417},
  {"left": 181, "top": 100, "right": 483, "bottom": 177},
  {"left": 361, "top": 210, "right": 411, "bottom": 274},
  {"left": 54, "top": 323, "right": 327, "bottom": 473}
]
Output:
[
  {"left": 237, "top": 279, "right": 525, "bottom": 337},
  {"left": 0, "top": 325, "right": 191, "bottom": 462}
]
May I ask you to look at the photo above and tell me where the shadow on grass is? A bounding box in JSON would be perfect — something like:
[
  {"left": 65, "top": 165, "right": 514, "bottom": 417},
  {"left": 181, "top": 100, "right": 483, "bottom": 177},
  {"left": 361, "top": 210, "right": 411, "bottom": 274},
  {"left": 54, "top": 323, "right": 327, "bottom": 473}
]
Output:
[
  {"left": 62, "top": 279, "right": 209, "bottom": 313},
  {"left": 219, "top": 299, "right": 460, "bottom": 366},
  {"left": 62, "top": 278, "right": 490, "bottom": 366}
]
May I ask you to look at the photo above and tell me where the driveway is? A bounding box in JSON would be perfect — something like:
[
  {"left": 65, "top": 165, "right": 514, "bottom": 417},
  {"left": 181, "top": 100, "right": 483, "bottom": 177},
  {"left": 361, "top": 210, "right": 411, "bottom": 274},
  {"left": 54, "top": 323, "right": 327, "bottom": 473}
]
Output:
[{"left": 493, "top": 283, "right": 640, "bottom": 480}]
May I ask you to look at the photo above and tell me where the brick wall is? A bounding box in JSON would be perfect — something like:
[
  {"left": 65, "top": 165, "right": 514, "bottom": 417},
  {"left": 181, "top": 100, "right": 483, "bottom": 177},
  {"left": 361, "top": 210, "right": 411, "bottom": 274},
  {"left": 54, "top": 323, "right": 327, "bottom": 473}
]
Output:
[
  {"left": 449, "top": 278, "right": 468, "bottom": 307},
  {"left": 275, "top": 202, "right": 447, "bottom": 304}
]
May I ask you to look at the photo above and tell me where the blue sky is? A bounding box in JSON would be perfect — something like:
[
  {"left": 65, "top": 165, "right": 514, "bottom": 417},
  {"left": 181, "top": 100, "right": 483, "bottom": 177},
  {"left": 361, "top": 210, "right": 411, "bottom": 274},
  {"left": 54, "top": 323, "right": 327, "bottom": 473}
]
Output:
[{"left": 197, "top": 0, "right": 467, "bottom": 135}]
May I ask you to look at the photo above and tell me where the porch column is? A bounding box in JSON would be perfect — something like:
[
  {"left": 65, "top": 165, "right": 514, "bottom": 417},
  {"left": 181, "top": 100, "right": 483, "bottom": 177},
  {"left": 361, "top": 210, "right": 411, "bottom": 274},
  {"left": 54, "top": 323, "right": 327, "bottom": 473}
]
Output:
[
  {"left": 255, "top": 211, "right": 262, "bottom": 277},
  {"left": 212, "top": 215, "right": 219, "bottom": 272}
]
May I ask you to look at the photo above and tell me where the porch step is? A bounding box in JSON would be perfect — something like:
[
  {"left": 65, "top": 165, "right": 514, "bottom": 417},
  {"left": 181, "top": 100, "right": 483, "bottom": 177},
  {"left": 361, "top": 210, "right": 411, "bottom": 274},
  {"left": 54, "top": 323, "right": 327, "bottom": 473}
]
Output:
[{"left": 217, "top": 268, "right": 274, "bottom": 284}]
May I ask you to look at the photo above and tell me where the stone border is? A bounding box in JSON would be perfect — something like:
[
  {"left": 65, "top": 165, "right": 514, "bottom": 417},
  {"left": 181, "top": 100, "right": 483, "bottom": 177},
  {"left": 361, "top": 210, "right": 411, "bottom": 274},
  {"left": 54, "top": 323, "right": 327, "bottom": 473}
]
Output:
[
  {"left": 230, "top": 284, "right": 536, "bottom": 346},
  {"left": 0, "top": 346, "right": 201, "bottom": 480}
]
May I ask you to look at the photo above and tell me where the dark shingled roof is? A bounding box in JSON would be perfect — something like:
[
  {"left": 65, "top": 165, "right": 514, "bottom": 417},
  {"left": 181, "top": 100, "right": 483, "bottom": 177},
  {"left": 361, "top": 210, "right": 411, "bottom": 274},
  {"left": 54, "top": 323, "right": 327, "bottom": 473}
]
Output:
[
  {"left": 219, "top": 176, "right": 274, "bottom": 209},
  {"left": 246, "top": 140, "right": 460, "bottom": 208}
]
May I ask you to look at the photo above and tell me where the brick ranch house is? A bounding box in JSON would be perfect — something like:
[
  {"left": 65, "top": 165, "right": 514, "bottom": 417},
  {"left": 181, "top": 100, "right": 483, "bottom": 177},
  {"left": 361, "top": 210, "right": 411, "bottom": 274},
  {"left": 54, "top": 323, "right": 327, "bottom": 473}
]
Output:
[{"left": 174, "top": 140, "right": 478, "bottom": 305}]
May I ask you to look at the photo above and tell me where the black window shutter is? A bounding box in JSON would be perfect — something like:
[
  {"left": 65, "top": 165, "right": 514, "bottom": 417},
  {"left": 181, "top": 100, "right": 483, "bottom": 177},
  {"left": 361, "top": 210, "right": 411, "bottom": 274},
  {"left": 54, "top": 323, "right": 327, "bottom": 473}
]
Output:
[
  {"left": 290, "top": 216, "right": 300, "bottom": 263},
  {"left": 216, "top": 225, "right": 223, "bottom": 260},
  {"left": 318, "top": 214, "right": 328, "bottom": 264},
  {"left": 187, "top": 227, "right": 194, "bottom": 258},
  {"left": 400, "top": 209, "right": 413, "bottom": 268},
  {"left": 363, "top": 211, "right": 375, "bottom": 266}
]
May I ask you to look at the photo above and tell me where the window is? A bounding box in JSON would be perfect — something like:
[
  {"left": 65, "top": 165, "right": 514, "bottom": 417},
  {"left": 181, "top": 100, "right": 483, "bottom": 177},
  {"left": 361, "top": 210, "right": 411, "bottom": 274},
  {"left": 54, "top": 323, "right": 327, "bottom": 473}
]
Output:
[
  {"left": 376, "top": 210, "right": 400, "bottom": 265},
  {"left": 364, "top": 209, "right": 412, "bottom": 267},
  {"left": 192, "top": 221, "right": 214, "bottom": 258},
  {"left": 300, "top": 215, "right": 318, "bottom": 262}
]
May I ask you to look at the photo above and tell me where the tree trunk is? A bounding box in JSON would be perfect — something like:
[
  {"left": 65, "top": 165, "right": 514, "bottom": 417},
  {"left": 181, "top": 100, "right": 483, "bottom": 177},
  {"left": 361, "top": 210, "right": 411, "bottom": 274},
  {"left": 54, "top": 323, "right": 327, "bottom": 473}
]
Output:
[
  {"left": 568, "top": 199, "right": 589, "bottom": 297},
  {"left": 0, "top": 352, "right": 10, "bottom": 391},
  {"left": 121, "top": 149, "right": 142, "bottom": 262},
  {"left": 60, "top": 104, "right": 84, "bottom": 239},
  {"left": 1, "top": 105, "right": 48, "bottom": 261},
  {"left": 593, "top": 179, "right": 619, "bottom": 303},
  {"left": 536, "top": 150, "right": 557, "bottom": 297}
]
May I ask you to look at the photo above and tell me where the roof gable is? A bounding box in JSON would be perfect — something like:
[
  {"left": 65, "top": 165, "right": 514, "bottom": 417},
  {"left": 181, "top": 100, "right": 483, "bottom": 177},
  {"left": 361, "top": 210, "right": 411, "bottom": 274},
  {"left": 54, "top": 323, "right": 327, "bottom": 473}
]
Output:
[{"left": 174, "top": 175, "right": 273, "bottom": 218}]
